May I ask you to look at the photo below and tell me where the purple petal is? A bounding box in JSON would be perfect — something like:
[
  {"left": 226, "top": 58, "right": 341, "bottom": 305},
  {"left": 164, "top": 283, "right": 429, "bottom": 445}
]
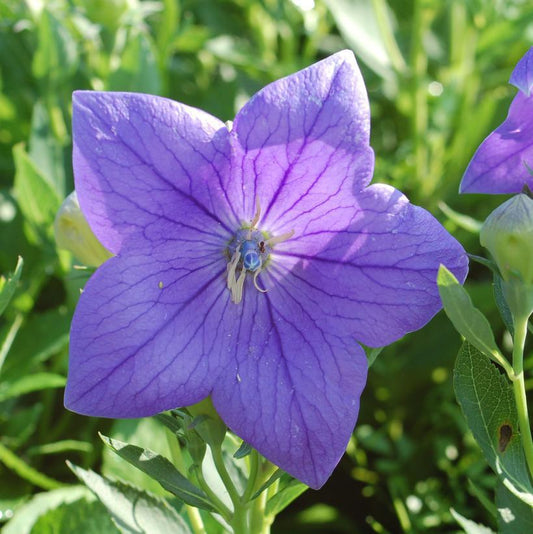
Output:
[
  {"left": 510, "top": 47, "right": 533, "bottom": 96},
  {"left": 73, "top": 91, "right": 235, "bottom": 255},
  {"left": 460, "top": 92, "right": 533, "bottom": 194},
  {"left": 274, "top": 184, "right": 468, "bottom": 347},
  {"left": 65, "top": 248, "right": 231, "bottom": 417},
  {"left": 228, "top": 50, "right": 374, "bottom": 237},
  {"left": 211, "top": 281, "right": 367, "bottom": 490}
]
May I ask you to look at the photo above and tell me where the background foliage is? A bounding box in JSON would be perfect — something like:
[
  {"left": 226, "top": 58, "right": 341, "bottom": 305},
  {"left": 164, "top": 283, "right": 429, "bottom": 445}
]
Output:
[{"left": 1, "top": 0, "right": 533, "bottom": 532}]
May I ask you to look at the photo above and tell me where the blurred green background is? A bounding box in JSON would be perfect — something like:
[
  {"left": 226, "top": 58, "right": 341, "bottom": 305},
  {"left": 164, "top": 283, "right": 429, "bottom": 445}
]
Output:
[{"left": 1, "top": 0, "right": 532, "bottom": 532}]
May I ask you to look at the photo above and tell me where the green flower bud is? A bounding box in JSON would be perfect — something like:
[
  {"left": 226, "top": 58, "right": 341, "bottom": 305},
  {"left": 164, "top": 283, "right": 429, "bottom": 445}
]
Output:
[
  {"left": 54, "top": 191, "right": 113, "bottom": 267},
  {"left": 480, "top": 193, "right": 533, "bottom": 284}
]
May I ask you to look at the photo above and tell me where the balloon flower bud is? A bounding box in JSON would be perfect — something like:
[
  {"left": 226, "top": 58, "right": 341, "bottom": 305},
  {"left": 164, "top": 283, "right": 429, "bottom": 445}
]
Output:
[
  {"left": 480, "top": 193, "right": 533, "bottom": 284},
  {"left": 54, "top": 191, "right": 113, "bottom": 267}
]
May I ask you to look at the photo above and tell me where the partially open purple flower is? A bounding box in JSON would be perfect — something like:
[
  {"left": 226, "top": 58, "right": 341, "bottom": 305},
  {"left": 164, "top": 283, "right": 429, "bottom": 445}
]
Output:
[
  {"left": 65, "top": 51, "right": 467, "bottom": 489},
  {"left": 461, "top": 47, "right": 533, "bottom": 194}
]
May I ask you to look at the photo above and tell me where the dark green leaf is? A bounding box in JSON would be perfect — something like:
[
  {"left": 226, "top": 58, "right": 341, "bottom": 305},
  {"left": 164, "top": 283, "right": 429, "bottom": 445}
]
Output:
[
  {"left": 233, "top": 441, "right": 252, "bottom": 459},
  {"left": 100, "top": 434, "right": 216, "bottom": 512},
  {"left": 0, "top": 372, "right": 66, "bottom": 402},
  {"left": 496, "top": 481, "right": 533, "bottom": 533},
  {"left": 454, "top": 342, "right": 533, "bottom": 506},
  {"left": 0, "top": 256, "right": 23, "bottom": 316}
]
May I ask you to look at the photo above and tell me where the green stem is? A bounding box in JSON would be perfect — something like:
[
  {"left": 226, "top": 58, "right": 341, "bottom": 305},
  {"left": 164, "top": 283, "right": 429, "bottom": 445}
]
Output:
[
  {"left": 193, "top": 465, "right": 232, "bottom": 521},
  {"left": 210, "top": 446, "right": 248, "bottom": 533},
  {"left": 165, "top": 431, "right": 207, "bottom": 534},
  {"left": 249, "top": 460, "right": 279, "bottom": 534},
  {"left": 371, "top": 0, "right": 406, "bottom": 73},
  {"left": 511, "top": 315, "right": 533, "bottom": 481},
  {"left": 242, "top": 449, "right": 259, "bottom": 503}
]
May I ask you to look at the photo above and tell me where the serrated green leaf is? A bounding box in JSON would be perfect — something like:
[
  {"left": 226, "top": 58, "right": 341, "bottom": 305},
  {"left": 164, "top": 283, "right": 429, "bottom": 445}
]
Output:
[
  {"left": 2, "top": 487, "right": 92, "bottom": 534},
  {"left": 31, "top": 497, "right": 120, "bottom": 534},
  {"left": 0, "top": 256, "right": 23, "bottom": 316},
  {"left": 450, "top": 508, "right": 496, "bottom": 533},
  {"left": 100, "top": 434, "right": 216, "bottom": 512},
  {"left": 454, "top": 342, "right": 533, "bottom": 506},
  {"left": 265, "top": 476, "right": 308, "bottom": 516},
  {"left": 496, "top": 481, "right": 533, "bottom": 533},
  {"left": 68, "top": 463, "right": 192, "bottom": 534},
  {"left": 438, "top": 265, "right": 511, "bottom": 374}
]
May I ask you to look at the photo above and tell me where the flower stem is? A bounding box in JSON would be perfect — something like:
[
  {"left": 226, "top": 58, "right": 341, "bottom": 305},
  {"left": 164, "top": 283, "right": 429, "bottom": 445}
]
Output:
[
  {"left": 249, "top": 459, "right": 279, "bottom": 534},
  {"left": 210, "top": 445, "right": 248, "bottom": 533},
  {"left": 511, "top": 315, "right": 533, "bottom": 481},
  {"left": 165, "top": 431, "right": 207, "bottom": 534}
]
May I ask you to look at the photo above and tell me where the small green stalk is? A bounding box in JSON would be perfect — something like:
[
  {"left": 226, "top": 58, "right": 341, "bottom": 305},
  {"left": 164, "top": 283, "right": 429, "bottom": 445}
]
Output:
[
  {"left": 165, "top": 431, "right": 207, "bottom": 534},
  {"left": 511, "top": 315, "right": 533, "bottom": 481}
]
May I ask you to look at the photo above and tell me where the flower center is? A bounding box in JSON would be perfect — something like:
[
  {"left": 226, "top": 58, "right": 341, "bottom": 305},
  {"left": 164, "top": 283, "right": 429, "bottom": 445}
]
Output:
[{"left": 226, "top": 199, "right": 293, "bottom": 304}]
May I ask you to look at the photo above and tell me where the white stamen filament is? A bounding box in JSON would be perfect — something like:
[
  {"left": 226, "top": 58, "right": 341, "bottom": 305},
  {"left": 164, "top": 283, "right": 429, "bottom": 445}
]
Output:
[
  {"left": 226, "top": 249, "right": 241, "bottom": 289},
  {"left": 233, "top": 269, "right": 246, "bottom": 304},
  {"left": 253, "top": 267, "right": 268, "bottom": 294},
  {"left": 267, "top": 229, "right": 295, "bottom": 247},
  {"left": 250, "top": 197, "right": 261, "bottom": 229}
]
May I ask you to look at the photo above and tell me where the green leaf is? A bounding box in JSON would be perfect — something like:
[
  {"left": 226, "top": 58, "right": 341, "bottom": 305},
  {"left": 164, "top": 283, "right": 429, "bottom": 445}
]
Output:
[
  {"left": 251, "top": 468, "right": 283, "bottom": 500},
  {"left": 100, "top": 434, "right": 216, "bottom": 512},
  {"left": 13, "top": 144, "right": 61, "bottom": 244},
  {"left": 438, "top": 265, "right": 511, "bottom": 374},
  {"left": 32, "top": 10, "right": 78, "bottom": 84},
  {"left": 107, "top": 29, "right": 161, "bottom": 94},
  {"left": 496, "top": 481, "right": 533, "bottom": 533},
  {"left": 68, "top": 463, "right": 192, "bottom": 534},
  {"left": 2, "top": 487, "right": 92, "bottom": 534},
  {"left": 0, "top": 256, "right": 23, "bottom": 316},
  {"left": 454, "top": 342, "right": 533, "bottom": 506},
  {"left": 450, "top": 508, "right": 496, "bottom": 534},
  {"left": 0, "top": 442, "right": 64, "bottom": 491},
  {"left": 31, "top": 497, "right": 120, "bottom": 534},
  {"left": 233, "top": 441, "right": 252, "bottom": 459},
  {"left": 439, "top": 201, "right": 483, "bottom": 233},
  {"left": 102, "top": 418, "right": 175, "bottom": 497},
  {"left": 265, "top": 475, "right": 308, "bottom": 516},
  {"left": 323, "top": 0, "right": 402, "bottom": 81},
  {"left": 0, "top": 372, "right": 66, "bottom": 402}
]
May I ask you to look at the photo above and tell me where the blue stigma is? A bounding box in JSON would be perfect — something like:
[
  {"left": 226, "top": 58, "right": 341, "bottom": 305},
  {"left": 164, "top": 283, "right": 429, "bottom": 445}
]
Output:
[{"left": 240, "top": 240, "right": 261, "bottom": 271}]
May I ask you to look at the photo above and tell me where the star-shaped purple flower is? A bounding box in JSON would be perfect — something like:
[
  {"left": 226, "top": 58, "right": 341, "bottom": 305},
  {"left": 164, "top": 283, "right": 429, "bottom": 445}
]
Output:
[
  {"left": 461, "top": 47, "right": 533, "bottom": 194},
  {"left": 65, "top": 51, "right": 468, "bottom": 489}
]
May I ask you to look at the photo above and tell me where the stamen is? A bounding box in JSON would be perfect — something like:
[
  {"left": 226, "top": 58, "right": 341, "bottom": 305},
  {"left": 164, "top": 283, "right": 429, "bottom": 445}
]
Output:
[
  {"left": 226, "top": 249, "right": 241, "bottom": 289},
  {"left": 233, "top": 269, "right": 246, "bottom": 304},
  {"left": 253, "top": 266, "right": 268, "bottom": 294},
  {"left": 267, "top": 229, "right": 295, "bottom": 247},
  {"left": 250, "top": 197, "right": 261, "bottom": 229}
]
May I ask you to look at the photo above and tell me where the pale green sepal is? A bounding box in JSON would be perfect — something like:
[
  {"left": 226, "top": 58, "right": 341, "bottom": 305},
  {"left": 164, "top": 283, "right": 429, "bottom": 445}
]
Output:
[
  {"left": 0, "top": 256, "right": 23, "bottom": 316},
  {"left": 454, "top": 342, "right": 533, "bottom": 507},
  {"left": 68, "top": 462, "right": 192, "bottom": 534},
  {"left": 437, "top": 265, "right": 512, "bottom": 376},
  {"left": 99, "top": 434, "right": 216, "bottom": 512},
  {"left": 54, "top": 191, "right": 113, "bottom": 267},
  {"left": 187, "top": 397, "right": 227, "bottom": 449}
]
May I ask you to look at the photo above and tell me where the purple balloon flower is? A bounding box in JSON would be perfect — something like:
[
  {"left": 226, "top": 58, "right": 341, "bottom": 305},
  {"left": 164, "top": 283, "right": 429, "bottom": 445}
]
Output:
[
  {"left": 461, "top": 47, "right": 533, "bottom": 194},
  {"left": 65, "top": 51, "right": 467, "bottom": 489}
]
